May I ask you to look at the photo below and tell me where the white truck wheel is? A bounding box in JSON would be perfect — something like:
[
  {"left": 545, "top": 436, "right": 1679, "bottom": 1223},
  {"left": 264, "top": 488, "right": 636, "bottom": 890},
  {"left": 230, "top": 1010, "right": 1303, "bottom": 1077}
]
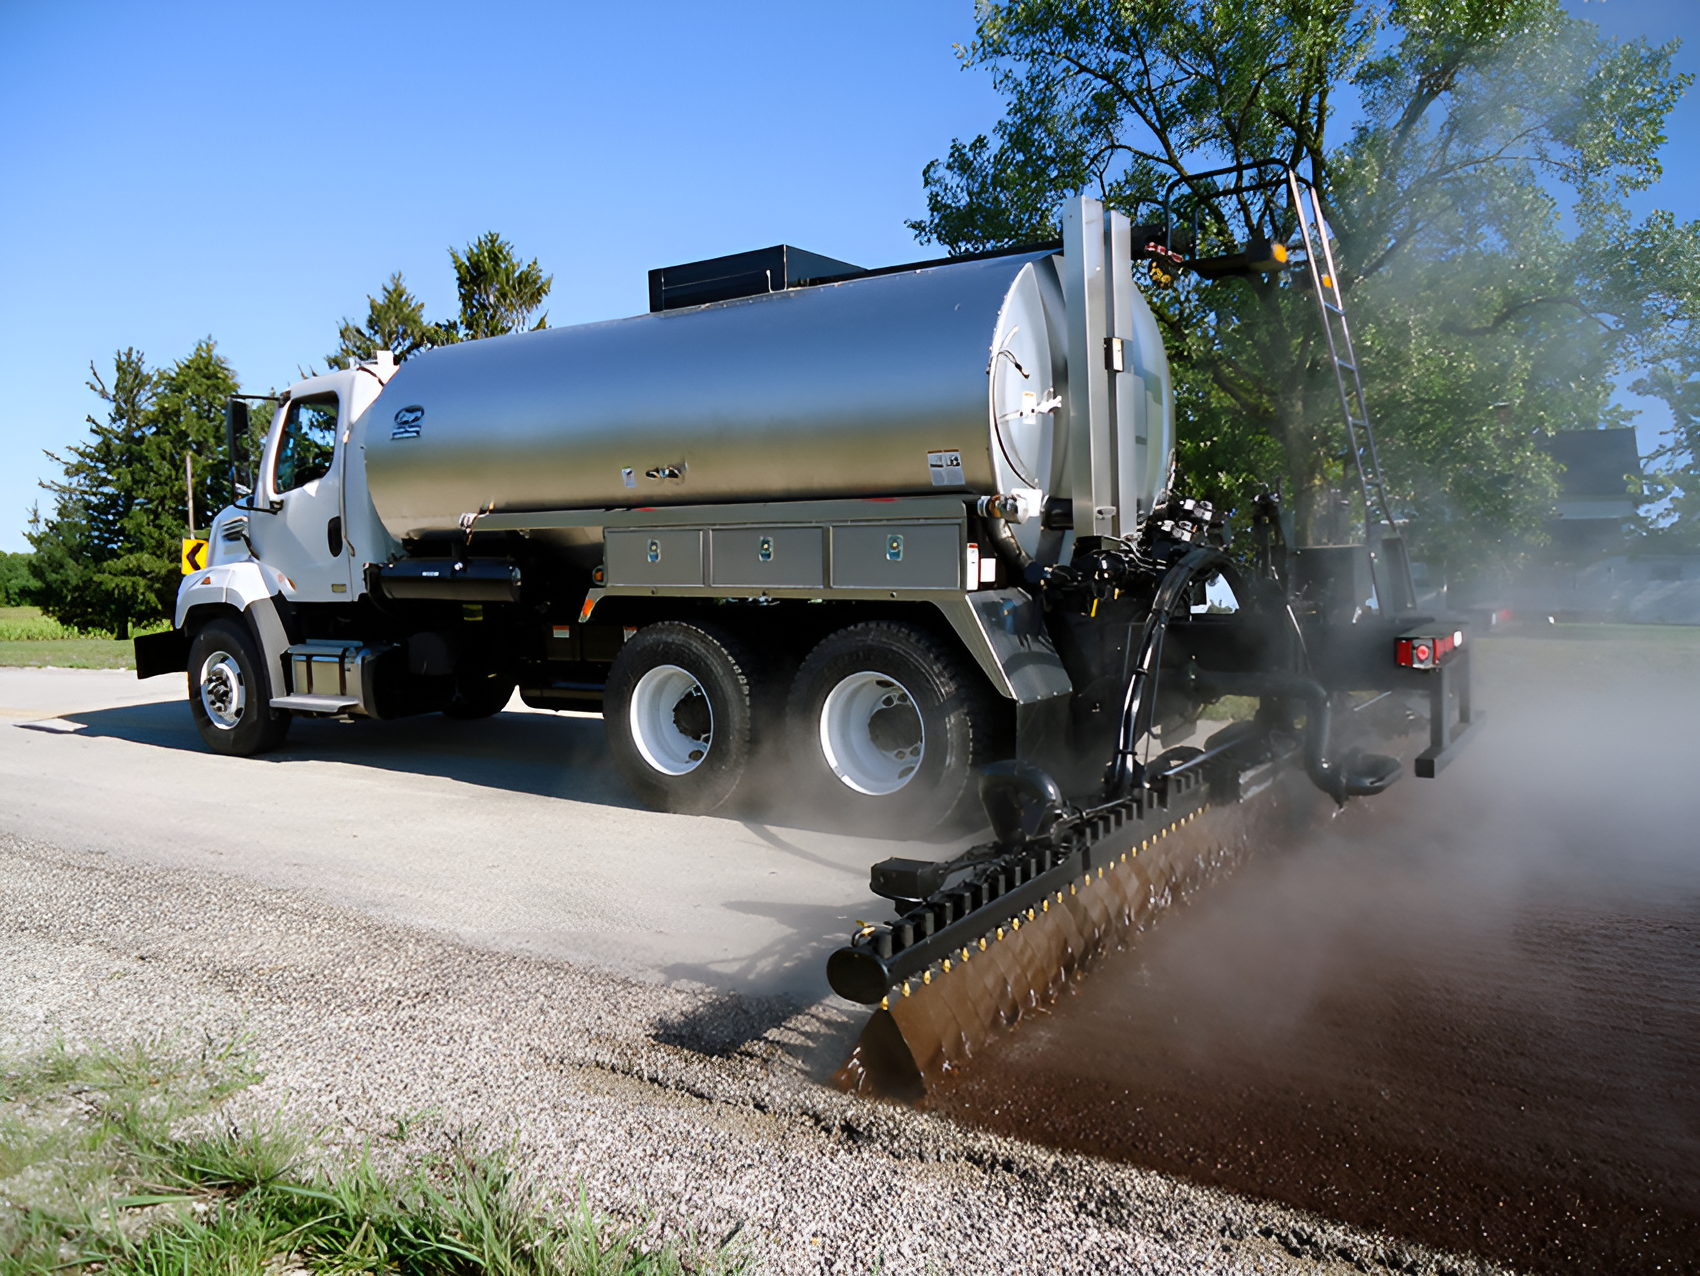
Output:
[
  {"left": 788, "top": 621, "right": 999, "bottom": 837},
  {"left": 604, "top": 622, "right": 754, "bottom": 814},
  {"left": 186, "top": 617, "right": 292, "bottom": 756}
]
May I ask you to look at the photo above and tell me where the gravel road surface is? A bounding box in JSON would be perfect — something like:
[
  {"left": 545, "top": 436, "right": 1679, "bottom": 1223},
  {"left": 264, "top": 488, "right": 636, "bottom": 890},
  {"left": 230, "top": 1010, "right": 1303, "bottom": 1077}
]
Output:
[{"left": 1, "top": 665, "right": 1502, "bottom": 1275}]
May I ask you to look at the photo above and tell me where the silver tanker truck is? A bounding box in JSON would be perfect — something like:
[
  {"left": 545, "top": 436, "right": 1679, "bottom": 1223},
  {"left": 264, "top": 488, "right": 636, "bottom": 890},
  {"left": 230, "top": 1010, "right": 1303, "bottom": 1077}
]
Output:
[{"left": 135, "top": 191, "right": 1477, "bottom": 835}]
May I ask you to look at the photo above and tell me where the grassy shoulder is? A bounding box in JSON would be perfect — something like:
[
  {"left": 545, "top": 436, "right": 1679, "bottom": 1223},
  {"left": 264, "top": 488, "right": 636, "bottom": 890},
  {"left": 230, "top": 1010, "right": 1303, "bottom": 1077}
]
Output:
[
  {"left": 0, "top": 607, "right": 167, "bottom": 669},
  {"left": 1, "top": 1034, "right": 744, "bottom": 1276},
  {"left": 0, "top": 638, "right": 138, "bottom": 669}
]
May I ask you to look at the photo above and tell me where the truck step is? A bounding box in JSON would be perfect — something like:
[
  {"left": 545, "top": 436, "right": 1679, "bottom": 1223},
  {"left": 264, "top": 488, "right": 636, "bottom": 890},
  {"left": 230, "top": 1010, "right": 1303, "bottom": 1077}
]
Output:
[{"left": 270, "top": 694, "right": 359, "bottom": 714}]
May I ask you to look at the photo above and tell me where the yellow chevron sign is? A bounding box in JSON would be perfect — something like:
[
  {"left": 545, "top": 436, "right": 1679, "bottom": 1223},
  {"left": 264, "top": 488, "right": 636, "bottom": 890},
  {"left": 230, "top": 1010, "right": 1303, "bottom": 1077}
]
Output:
[{"left": 180, "top": 538, "right": 207, "bottom": 574}]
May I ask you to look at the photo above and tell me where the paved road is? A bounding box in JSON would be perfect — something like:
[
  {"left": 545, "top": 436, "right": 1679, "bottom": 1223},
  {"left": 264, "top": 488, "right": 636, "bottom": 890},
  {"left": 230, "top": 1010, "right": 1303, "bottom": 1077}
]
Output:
[
  {"left": 0, "top": 666, "right": 964, "bottom": 1000},
  {"left": 0, "top": 663, "right": 1504, "bottom": 1274}
]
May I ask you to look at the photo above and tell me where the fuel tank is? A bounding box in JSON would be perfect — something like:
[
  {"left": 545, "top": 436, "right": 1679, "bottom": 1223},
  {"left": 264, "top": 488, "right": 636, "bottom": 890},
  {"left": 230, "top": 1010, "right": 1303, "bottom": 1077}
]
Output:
[{"left": 360, "top": 245, "right": 1170, "bottom": 549}]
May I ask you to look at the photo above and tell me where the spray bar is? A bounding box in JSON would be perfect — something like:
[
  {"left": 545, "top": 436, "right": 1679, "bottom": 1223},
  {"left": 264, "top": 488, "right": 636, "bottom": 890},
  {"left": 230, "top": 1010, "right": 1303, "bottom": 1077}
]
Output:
[{"left": 826, "top": 760, "right": 1222, "bottom": 1006}]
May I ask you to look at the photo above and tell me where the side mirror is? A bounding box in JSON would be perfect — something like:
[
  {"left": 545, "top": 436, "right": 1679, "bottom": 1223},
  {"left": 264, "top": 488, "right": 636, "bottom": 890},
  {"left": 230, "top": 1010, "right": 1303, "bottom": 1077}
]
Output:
[{"left": 225, "top": 399, "right": 252, "bottom": 501}]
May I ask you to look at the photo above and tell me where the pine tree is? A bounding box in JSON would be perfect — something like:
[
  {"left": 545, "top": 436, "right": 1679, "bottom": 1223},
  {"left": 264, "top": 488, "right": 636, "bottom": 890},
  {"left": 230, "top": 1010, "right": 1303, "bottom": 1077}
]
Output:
[
  {"left": 326, "top": 233, "right": 553, "bottom": 369},
  {"left": 325, "top": 272, "right": 443, "bottom": 369},
  {"left": 444, "top": 232, "right": 552, "bottom": 340},
  {"left": 28, "top": 342, "right": 240, "bottom": 637}
]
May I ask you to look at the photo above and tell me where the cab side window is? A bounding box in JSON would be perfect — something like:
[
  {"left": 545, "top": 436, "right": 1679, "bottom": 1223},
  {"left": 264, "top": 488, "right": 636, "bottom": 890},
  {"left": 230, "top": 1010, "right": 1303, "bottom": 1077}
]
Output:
[{"left": 274, "top": 395, "right": 339, "bottom": 493}]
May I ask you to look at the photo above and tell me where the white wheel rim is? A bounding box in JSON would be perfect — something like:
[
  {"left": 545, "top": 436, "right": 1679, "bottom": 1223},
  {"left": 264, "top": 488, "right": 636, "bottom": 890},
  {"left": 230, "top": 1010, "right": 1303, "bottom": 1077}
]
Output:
[
  {"left": 629, "top": 664, "right": 713, "bottom": 776},
  {"left": 819, "top": 670, "right": 924, "bottom": 795},
  {"left": 199, "top": 650, "right": 245, "bottom": 730}
]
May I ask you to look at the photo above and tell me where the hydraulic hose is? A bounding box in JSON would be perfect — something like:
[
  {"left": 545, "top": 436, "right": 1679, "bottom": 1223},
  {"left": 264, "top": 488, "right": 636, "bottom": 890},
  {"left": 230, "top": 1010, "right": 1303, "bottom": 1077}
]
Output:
[
  {"left": 983, "top": 512, "right": 1033, "bottom": 579},
  {"left": 1106, "top": 546, "right": 1231, "bottom": 798},
  {"left": 1189, "top": 669, "right": 1401, "bottom": 804}
]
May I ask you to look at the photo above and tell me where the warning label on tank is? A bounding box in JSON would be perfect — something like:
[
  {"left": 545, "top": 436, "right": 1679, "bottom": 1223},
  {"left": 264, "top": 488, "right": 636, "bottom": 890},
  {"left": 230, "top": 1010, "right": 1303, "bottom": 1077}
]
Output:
[{"left": 928, "top": 450, "right": 965, "bottom": 486}]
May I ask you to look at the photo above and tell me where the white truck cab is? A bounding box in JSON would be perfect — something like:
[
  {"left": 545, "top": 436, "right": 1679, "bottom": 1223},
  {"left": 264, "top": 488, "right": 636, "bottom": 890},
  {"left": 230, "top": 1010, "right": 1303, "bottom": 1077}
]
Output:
[{"left": 213, "top": 356, "right": 400, "bottom": 604}]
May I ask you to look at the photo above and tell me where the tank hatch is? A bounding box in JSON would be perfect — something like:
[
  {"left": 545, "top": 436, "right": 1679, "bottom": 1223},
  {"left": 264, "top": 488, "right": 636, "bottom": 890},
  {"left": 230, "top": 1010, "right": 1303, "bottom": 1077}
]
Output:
[{"left": 647, "top": 245, "right": 864, "bottom": 313}]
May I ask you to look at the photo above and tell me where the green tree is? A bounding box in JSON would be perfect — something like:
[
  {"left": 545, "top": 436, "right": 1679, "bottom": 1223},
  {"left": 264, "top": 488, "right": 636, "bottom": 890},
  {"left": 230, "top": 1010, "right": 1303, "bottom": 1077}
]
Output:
[
  {"left": 326, "top": 233, "right": 552, "bottom": 369},
  {"left": 325, "top": 272, "right": 441, "bottom": 370},
  {"left": 0, "top": 551, "right": 37, "bottom": 606},
  {"left": 28, "top": 342, "right": 241, "bottom": 638},
  {"left": 909, "top": 0, "right": 1699, "bottom": 569},
  {"left": 444, "top": 231, "right": 552, "bottom": 340},
  {"left": 1633, "top": 291, "right": 1700, "bottom": 548}
]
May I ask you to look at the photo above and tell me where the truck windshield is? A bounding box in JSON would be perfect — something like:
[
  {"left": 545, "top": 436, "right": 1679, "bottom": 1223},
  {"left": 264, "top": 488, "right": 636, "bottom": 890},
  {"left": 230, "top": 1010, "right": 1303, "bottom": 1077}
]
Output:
[{"left": 274, "top": 395, "right": 338, "bottom": 493}]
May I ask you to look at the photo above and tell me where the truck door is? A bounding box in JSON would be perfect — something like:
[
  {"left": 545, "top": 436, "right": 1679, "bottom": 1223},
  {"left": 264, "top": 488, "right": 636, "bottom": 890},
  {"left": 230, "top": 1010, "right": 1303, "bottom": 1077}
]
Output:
[{"left": 249, "top": 392, "right": 355, "bottom": 600}]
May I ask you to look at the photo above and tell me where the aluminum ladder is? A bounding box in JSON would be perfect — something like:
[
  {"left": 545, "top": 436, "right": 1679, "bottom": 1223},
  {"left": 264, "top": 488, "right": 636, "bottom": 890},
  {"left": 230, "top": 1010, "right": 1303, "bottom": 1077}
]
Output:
[{"left": 1287, "top": 172, "right": 1417, "bottom": 613}]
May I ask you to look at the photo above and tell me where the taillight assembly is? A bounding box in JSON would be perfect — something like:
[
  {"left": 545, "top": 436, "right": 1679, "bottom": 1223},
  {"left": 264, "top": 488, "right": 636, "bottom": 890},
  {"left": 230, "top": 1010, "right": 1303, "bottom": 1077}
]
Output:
[{"left": 1397, "top": 628, "right": 1465, "bottom": 669}]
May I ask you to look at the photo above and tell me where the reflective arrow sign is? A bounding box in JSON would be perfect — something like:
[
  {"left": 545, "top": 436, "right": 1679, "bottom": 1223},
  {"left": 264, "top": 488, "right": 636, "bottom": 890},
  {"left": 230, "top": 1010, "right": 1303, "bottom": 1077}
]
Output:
[{"left": 180, "top": 538, "right": 208, "bottom": 575}]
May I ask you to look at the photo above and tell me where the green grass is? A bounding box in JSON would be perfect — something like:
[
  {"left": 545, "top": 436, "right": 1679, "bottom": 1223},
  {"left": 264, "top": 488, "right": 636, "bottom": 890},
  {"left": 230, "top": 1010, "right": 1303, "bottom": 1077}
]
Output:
[
  {"left": 1501, "top": 619, "right": 1700, "bottom": 644},
  {"left": 0, "top": 607, "right": 177, "bottom": 669},
  {"left": 0, "top": 638, "right": 139, "bottom": 669},
  {"left": 0, "top": 607, "right": 86, "bottom": 641},
  {"left": 0, "top": 1034, "right": 746, "bottom": 1276}
]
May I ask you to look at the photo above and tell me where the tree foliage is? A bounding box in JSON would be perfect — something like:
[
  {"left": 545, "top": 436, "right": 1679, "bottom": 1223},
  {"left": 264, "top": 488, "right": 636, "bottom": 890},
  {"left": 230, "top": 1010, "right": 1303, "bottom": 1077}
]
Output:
[
  {"left": 444, "top": 231, "right": 553, "bottom": 341},
  {"left": 27, "top": 343, "right": 239, "bottom": 637},
  {"left": 910, "top": 0, "right": 1700, "bottom": 568},
  {"left": 327, "top": 272, "right": 441, "bottom": 368},
  {"left": 0, "top": 552, "right": 36, "bottom": 607},
  {"left": 327, "top": 233, "right": 552, "bottom": 369}
]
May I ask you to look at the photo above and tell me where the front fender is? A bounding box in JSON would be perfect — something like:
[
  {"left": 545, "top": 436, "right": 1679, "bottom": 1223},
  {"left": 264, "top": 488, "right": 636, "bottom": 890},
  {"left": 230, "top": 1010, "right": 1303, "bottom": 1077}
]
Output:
[
  {"left": 176, "top": 561, "right": 295, "bottom": 699},
  {"left": 175, "top": 560, "right": 292, "bottom": 629}
]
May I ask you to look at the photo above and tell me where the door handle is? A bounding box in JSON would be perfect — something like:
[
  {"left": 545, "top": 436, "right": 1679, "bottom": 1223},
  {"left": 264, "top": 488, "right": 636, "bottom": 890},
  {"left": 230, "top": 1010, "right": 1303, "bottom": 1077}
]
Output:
[{"left": 327, "top": 517, "right": 343, "bottom": 557}]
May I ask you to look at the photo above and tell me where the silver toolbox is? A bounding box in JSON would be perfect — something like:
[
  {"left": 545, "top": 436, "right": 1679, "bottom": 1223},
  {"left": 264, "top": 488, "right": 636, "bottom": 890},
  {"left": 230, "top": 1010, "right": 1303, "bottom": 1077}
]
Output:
[
  {"left": 604, "top": 529, "right": 705, "bottom": 587},
  {"left": 830, "top": 523, "right": 961, "bottom": 590},
  {"left": 708, "top": 527, "right": 824, "bottom": 589}
]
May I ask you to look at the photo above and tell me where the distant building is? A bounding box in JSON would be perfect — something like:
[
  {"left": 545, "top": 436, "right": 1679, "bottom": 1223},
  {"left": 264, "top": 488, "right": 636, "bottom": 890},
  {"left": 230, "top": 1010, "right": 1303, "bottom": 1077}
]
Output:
[{"left": 1542, "top": 428, "right": 1641, "bottom": 554}]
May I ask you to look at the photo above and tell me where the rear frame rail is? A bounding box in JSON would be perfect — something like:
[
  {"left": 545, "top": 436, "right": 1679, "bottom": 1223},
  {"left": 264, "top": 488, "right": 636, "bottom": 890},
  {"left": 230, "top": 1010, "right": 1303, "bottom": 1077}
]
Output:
[{"left": 1415, "top": 645, "right": 1482, "bottom": 777}]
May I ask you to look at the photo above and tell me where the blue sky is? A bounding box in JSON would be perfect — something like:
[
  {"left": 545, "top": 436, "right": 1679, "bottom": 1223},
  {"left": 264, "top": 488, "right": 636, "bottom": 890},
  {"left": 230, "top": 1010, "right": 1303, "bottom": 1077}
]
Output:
[{"left": 1, "top": 0, "right": 1694, "bottom": 553}]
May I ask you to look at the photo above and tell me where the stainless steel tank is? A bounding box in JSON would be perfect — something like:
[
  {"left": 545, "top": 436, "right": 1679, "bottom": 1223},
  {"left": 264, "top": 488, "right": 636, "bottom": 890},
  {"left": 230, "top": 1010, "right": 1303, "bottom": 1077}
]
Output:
[
  {"left": 360, "top": 246, "right": 1171, "bottom": 556},
  {"left": 362, "top": 252, "right": 1062, "bottom": 538}
]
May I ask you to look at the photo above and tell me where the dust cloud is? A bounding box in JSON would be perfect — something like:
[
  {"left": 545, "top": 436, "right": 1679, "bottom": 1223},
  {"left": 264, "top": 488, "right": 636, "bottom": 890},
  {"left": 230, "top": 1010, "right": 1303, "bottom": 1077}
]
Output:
[{"left": 924, "top": 629, "right": 1700, "bottom": 1274}]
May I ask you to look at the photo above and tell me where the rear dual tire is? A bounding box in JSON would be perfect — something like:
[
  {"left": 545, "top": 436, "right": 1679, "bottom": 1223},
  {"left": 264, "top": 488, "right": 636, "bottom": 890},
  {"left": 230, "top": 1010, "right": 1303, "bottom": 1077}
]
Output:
[
  {"left": 604, "top": 622, "right": 755, "bottom": 815},
  {"left": 787, "top": 622, "right": 997, "bottom": 837},
  {"left": 606, "top": 619, "right": 1001, "bottom": 835}
]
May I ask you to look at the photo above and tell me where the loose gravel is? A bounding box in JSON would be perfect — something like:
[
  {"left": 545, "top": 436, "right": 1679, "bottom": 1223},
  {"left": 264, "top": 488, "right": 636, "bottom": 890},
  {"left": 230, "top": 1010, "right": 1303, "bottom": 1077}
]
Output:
[{"left": 0, "top": 831, "right": 1504, "bottom": 1276}]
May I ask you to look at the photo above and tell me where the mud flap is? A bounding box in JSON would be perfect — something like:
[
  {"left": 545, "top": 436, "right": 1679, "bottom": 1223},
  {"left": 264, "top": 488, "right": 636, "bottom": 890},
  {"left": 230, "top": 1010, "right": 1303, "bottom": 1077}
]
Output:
[{"left": 133, "top": 629, "right": 189, "bottom": 680}]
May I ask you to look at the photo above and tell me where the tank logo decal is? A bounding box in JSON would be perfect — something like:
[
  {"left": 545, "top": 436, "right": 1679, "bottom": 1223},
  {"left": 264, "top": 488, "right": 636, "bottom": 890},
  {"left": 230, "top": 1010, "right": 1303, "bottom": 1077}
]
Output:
[
  {"left": 928, "top": 450, "right": 965, "bottom": 486},
  {"left": 622, "top": 468, "right": 637, "bottom": 488},
  {"left": 391, "top": 405, "right": 425, "bottom": 439}
]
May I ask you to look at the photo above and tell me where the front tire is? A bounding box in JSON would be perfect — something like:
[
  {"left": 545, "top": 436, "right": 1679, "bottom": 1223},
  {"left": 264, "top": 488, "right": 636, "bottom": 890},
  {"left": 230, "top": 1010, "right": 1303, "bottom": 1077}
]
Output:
[
  {"left": 787, "top": 622, "right": 999, "bottom": 837},
  {"left": 187, "top": 617, "right": 291, "bottom": 756},
  {"left": 604, "top": 622, "right": 755, "bottom": 814}
]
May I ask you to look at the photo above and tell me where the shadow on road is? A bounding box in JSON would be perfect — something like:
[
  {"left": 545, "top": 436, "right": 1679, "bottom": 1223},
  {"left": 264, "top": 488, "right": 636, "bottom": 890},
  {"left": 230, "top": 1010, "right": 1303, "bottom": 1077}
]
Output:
[
  {"left": 657, "top": 897, "right": 871, "bottom": 1001},
  {"left": 60, "top": 697, "right": 636, "bottom": 807},
  {"left": 57, "top": 697, "right": 991, "bottom": 844},
  {"left": 649, "top": 988, "right": 866, "bottom": 1085}
]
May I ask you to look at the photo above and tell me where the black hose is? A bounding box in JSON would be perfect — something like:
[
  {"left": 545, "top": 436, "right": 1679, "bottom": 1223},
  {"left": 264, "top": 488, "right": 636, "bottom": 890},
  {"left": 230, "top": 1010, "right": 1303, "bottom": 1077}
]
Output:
[
  {"left": 1106, "top": 546, "right": 1231, "bottom": 798},
  {"left": 1190, "top": 669, "right": 1402, "bottom": 803},
  {"left": 983, "top": 513, "right": 1033, "bottom": 578}
]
